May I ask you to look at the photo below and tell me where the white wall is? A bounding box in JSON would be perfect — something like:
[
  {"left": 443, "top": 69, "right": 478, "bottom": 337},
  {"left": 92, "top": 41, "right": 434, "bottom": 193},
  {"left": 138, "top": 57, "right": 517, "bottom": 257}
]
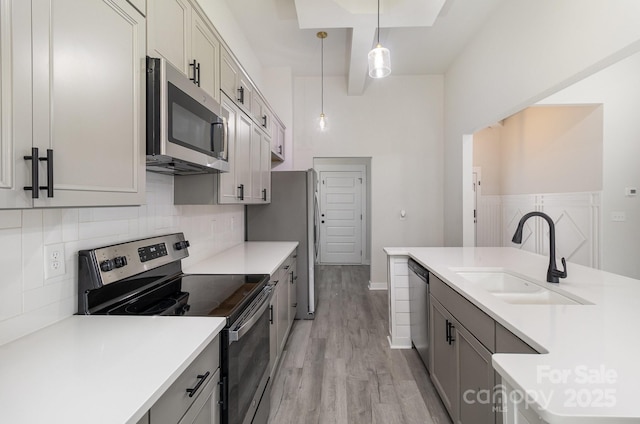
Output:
[
  {"left": 0, "top": 173, "right": 244, "bottom": 345},
  {"left": 474, "top": 106, "right": 603, "bottom": 195},
  {"left": 444, "top": 0, "right": 640, "bottom": 246},
  {"left": 292, "top": 75, "right": 444, "bottom": 285},
  {"left": 540, "top": 51, "right": 640, "bottom": 278},
  {"left": 473, "top": 127, "right": 501, "bottom": 195}
]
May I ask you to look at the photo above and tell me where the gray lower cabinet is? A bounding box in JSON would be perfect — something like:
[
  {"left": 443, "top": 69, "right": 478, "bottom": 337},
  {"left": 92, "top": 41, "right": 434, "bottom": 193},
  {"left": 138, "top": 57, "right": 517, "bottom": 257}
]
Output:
[
  {"left": 137, "top": 412, "right": 150, "bottom": 424},
  {"left": 148, "top": 336, "right": 220, "bottom": 424},
  {"left": 268, "top": 250, "right": 297, "bottom": 379},
  {"left": 429, "top": 273, "right": 537, "bottom": 424},
  {"left": 457, "top": 320, "right": 495, "bottom": 424},
  {"left": 430, "top": 299, "right": 458, "bottom": 419}
]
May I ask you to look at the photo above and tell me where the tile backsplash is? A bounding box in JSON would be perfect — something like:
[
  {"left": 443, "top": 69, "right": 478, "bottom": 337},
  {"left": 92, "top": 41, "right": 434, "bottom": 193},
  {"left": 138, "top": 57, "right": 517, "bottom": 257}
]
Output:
[{"left": 0, "top": 172, "right": 244, "bottom": 345}]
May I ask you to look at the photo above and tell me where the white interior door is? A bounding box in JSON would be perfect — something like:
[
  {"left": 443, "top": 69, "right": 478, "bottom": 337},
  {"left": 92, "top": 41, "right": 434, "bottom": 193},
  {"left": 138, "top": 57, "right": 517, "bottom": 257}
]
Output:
[{"left": 319, "top": 171, "right": 363, "bottom": 264}]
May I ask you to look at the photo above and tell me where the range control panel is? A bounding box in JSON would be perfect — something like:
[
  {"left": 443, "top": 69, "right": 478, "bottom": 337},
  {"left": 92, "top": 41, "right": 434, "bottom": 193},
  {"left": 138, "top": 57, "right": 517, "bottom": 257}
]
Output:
[{"left": 81, "top": 233, "right": 190, "bottom": 287}]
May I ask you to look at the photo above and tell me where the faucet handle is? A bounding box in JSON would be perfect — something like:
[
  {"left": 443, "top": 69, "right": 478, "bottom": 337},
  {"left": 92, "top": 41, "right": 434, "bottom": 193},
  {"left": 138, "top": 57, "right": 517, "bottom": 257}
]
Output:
[{"left": 555, "top": 257, "right": 568, "bottom": 279}]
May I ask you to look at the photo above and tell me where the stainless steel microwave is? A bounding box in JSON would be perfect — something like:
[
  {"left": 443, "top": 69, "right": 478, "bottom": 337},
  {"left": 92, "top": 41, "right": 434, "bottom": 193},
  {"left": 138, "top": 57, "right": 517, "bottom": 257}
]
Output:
[{"left": 146, "top": 57, "right": 229, "bottom": 175}]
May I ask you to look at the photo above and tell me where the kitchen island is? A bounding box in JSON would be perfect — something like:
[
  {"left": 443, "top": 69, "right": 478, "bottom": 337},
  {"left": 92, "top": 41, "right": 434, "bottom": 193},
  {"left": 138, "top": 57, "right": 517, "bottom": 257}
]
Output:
[
  {"left": 0, "top": 315, "right": 225, "bottom": 424},
  {"left": 385, "top": 247, "right": 640, "bottom": 423}
]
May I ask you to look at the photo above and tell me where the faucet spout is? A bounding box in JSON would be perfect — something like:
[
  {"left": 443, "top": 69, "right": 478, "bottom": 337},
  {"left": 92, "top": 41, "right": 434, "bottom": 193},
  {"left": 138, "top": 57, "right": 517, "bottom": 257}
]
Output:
[{"left": 511, "top": 211, "right": 567, "bottom": 283}]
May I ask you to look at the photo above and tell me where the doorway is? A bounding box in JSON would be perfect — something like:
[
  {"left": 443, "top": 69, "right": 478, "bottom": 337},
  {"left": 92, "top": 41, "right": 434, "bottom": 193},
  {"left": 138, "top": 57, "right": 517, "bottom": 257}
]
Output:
[{"left": 314, "top": 159, "right": 369, "bottom": 265}]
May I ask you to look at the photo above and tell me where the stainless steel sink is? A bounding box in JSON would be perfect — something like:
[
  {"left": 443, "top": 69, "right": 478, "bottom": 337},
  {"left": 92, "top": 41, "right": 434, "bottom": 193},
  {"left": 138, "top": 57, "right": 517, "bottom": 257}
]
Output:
[{"left": 455, "top": 270, "right": 582, "bottom": 305}]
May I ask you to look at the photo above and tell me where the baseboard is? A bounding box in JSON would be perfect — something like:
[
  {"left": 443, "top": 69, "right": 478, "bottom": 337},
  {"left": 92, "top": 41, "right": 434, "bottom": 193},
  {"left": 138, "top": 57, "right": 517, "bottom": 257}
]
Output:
[
  {"left": 368, "top": 281, "right": 387, "bottom": 291},
  {"left": 387, "top": 335, "right": 412, "bottom": 350}
]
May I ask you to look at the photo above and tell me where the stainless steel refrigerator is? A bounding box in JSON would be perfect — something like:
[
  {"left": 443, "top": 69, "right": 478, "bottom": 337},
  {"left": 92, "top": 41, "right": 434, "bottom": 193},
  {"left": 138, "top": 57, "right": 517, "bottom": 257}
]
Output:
[{"left": 245, "top": 170, "right": 319, "bottom": 319}]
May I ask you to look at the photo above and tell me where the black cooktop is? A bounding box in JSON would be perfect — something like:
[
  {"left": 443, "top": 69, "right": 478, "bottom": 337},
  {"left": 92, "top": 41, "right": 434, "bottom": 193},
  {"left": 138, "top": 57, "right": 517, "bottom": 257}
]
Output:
[{"left": 92, "top": 273, "right": 269, "bottom": 324}]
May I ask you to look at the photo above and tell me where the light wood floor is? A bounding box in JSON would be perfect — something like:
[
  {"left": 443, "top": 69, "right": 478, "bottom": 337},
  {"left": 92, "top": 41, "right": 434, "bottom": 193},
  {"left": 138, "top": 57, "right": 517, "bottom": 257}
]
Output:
[{"left": 268, "top": 265, "right": 452, "bottom": 424}]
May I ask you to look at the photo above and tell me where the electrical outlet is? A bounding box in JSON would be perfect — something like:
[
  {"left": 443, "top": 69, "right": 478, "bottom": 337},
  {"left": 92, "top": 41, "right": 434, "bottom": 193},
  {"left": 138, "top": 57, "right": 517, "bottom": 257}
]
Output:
[
  {"left": 44, "top": 243, "right": 66, "bottom": 279},
  {"left": 611, "top": 211, "right": 626, "bottom": 222}
]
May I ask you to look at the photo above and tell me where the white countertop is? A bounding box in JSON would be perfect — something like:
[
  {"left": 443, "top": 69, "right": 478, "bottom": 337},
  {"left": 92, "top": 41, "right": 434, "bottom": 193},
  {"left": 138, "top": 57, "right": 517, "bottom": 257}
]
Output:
[
  {"left": 0, "top": 315, "right": 225, "bottom": 424},
  {"left": 184, "top": 241, "right": 299, "bottom": 275},
  {"left": 385, "top": 247, "right": 640, "bottom": 422}
]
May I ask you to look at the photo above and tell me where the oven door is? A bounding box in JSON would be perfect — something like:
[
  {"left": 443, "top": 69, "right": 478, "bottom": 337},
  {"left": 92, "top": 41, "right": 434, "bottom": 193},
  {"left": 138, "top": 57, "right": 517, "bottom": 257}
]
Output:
[{"left": 221, "top": 286, "right": 272, "bottom": 424}]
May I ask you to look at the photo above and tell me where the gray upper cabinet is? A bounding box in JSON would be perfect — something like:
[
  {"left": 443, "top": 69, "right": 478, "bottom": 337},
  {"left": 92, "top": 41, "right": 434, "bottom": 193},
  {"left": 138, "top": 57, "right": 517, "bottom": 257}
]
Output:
[
  {"left": 147, "top": 0, "right": 220, "bottom": 102},
  {"left": 1, "top": 0, "right": 146, "bottom": 209},
  {"left": 220, "top": 47, "right": 253, "bottom": 115}
]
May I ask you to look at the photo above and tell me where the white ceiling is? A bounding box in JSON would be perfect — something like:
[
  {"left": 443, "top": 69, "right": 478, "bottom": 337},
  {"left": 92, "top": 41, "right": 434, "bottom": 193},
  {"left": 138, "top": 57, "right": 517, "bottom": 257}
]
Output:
[{"left": 224, "top": 0, "right": 505, "bottom": 94}]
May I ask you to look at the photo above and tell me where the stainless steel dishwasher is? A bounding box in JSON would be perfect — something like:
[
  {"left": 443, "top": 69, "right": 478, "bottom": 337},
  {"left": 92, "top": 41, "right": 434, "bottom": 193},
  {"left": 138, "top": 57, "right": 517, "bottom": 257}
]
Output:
[{"left": 408, "top": 258, "right": 430, "bottom": 370}]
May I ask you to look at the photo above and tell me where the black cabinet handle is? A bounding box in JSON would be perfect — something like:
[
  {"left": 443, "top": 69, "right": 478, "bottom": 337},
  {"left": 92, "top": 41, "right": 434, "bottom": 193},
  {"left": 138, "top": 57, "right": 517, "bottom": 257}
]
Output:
[
  {"left": 262, "top": 115, "right": 267, "bottom": 127},
  {"left": 237, "top": 86, "right": 244, "bottom": 104},
  {"left": 269, "top": 305, "right": 274, "bottom": 324},
  {"left": 23, "top": 147, "right": 39, "bottom": 199},
  {"left": 278, "top": 145, "right": 282, "bottom": 155},
  {"left": 189, "top": 60, "right": 200, "bottom": 87},
  {"left": 218, "top": 376, "right": 227, "bottom": 408},
  {"left": 186, "top": 371, "right": 210, "bottom": 398},
  {"left": 237, "top": 184, "right": 244, "bottom": 200},
  {"left": 39, "top": 149, "right": 53, "bottom": 198},
  {"left": 446, "top": 321, "right": 455, "bottom": 345},
  {"left": 262, "top": 188, "right": 267, "bottom": 201}
]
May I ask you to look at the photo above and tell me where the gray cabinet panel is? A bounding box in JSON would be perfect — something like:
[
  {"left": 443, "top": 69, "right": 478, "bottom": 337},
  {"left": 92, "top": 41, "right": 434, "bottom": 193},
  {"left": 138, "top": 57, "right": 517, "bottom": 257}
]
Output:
[
  {"left": 151, "top": 337, "right": 220, "bottom": 424},
  {"left": 430, "top": 297, "right": 458, "bottom": 421},
  {"left": 430, "top": 274, "right": 495, "bottom": 352},
  {"left": 458, "top": 323, "right": 495, "bottom": 424},
  {"left": 495, "top": 323, "right": 537, "bottom": 354}
]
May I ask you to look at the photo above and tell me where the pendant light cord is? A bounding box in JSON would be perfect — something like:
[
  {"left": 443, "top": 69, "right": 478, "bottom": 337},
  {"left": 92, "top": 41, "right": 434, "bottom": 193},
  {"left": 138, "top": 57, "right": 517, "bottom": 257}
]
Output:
[
  {"left": 377, "top": 0, "right": 380, "bottom": 45},
  {"left": 321, "top": 34, "right": 324, "bottom": 114}
]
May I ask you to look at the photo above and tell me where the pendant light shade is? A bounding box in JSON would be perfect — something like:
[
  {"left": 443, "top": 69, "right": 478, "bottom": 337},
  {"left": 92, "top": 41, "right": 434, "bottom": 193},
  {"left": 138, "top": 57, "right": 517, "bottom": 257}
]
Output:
[
  {"left": 368, "top": 0, "right": 390, "bottom": 78},
  {"left": 368, "top": 44, "right": 391, "bottom": 78},
  {"left": 317, "top": 31, "right": 328, "bottom": 131}
]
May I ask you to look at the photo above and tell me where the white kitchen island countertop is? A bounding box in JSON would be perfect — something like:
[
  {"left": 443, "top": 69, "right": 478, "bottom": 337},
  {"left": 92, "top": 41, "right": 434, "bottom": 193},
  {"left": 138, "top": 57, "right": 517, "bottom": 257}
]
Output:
[
  {"left": 385, "top": 246, "right": 640, "bottom": 423},
  {"left": 183, "top": 241, "right": 299, "bottom": 275},
  {"left": 0, "top": 315, "right": 225, "bottom": 424}
]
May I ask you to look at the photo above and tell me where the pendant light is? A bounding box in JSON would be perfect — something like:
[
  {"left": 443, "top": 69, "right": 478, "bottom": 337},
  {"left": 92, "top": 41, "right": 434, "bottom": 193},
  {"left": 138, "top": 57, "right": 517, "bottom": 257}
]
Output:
[
  {"left": 368, "top": 0, "right": 391, "bottom": 78},
  {"left": 317, "top": 31, "right": 328, "bottom": 131}
]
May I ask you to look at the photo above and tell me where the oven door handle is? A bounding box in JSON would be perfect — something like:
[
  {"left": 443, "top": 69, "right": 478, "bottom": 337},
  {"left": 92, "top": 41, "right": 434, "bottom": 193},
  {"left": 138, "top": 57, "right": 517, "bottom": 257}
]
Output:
[{"left": 228, "top": 287, "right": 272, "bottom": 344}]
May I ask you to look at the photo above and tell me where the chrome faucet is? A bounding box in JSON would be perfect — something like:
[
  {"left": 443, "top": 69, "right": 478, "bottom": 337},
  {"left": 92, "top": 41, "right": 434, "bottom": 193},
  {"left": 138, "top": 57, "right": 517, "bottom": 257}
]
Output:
[{"left": 511, "top": 211, "right": 567, "bottom": 283}]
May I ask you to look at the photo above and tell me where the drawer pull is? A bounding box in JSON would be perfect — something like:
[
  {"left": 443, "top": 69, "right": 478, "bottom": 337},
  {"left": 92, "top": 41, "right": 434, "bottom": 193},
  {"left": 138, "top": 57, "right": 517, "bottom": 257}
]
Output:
[{"left": 186, "top": 371, "right": 210, "bottom": 398}]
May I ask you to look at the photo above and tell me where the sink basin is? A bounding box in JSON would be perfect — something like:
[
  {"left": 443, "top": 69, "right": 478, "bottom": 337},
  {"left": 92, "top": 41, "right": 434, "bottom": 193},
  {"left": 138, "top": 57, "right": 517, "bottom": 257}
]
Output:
[{"left": 455, "top": 270, "right": 581, "bottom": 305}]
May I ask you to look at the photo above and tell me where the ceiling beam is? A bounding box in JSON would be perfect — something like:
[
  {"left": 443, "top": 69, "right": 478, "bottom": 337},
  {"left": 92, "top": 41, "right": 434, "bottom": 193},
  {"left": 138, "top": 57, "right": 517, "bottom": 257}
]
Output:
[{"left": 347, "top": 25, "right": 376, "bottom": 96}]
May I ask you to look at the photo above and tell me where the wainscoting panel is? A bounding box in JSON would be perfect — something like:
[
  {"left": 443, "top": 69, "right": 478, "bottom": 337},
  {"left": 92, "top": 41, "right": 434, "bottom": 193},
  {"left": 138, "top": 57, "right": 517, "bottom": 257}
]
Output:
[
  {"left": 477, "top": 192, "right": 601, "bottom": 268},
  {"left": 476, "top": 195, "right": 502, "bottom": 247}
]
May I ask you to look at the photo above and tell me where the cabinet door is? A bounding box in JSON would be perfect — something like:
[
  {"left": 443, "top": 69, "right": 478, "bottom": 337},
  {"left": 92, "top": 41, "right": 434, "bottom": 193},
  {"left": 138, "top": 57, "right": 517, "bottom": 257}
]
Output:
[
  {"left": 276, "top": 273, "right": 289, "bottom": 352},
  {"left": 177, "top": 369, "right": 221, "bottom": 424},
  {"left": 457, "top": 322, "right": 495, "bottom": 424},
  {"left": 0, "top": 0, "right": 31, "bottom": 208},
  {"left": 147, "top": 0, "right": 190, "bottom": 73},
  {"left": 250, "top": 125, "right": 262, "bottom": 202},
  {"left": 234, "top": 112, "right": 252, "bottom": 202},
  {"left": 260, "top": 136, "right": 271, "bottom": 203},
  {"left": 288, "top": 260, "right": 297, "bottom": 325},
  {"left": 271, "top": 121, "right": 285, "bottom": 160},
  {"left": 430, "top": 297, "right": 458, "bottom": 422},
  {"left": 237, "top": 71, "right": 253, "bottom": 114},
  {"left": 191, "top": 10, "right": 220, "bottom": 102},
  {"left": 269, "top": 281, "right": 278, "bottom": 378},
  {"left": 220, "top": 48, "right": 239, "bottom": 100},
  {"left": 217, "top": 95, "right": 238, "bottom": 204},
  {"left": 31, "top": 0, "right": 145, "bottom": 207}
]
